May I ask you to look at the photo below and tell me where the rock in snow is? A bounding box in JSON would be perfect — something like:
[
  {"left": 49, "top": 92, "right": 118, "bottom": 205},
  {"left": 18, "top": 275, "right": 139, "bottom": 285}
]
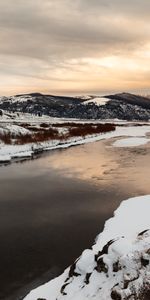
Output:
[{"left": 24, "top": 195, "right": 150, "bottom": 300}]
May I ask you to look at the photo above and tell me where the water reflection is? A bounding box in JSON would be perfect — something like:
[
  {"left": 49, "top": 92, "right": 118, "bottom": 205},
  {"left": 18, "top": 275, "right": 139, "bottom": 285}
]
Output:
[{"left": 44, "top": 143, "right": 119, "bottom": 184}]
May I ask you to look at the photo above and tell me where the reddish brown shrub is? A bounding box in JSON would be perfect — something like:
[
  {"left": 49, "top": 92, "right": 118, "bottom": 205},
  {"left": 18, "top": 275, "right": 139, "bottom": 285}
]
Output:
[
  {"left": 67, "top": 123, "right": 115, "bottom": 138},
  {"left": 0, "top": 123, "right": 116, "bottom": 145},
  {"left": 0, "top": 133, "right": 12, "bottom": 144},
  {"left": 19, "top": 123, "right": 30, "bottom": 128},
  {"left": 40, "top": 123, "right": 49, "bottom": 128},
  {"left": 15, "top": 127, "right": 60, "bottom": 144},
  {"left": 25, "top": 126, "right": 44, "bottom": 132}
]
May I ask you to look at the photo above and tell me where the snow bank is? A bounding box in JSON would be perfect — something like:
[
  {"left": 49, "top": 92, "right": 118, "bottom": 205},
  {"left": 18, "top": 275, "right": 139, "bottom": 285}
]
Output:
[
  {"left": 24, "top": 195, "right": 150, "bottom": 300},
  {"left": 0, "top": 124, "right": 30, "bottom": 135},
  {"left": 0, "top": 155, "right": 11, "bottom": 162},
  {"left": 0, "top": 125, "right": 150, "bottom": 163},
  {"left": 113, "top": 137, "right": 150, "bottom": 147}
]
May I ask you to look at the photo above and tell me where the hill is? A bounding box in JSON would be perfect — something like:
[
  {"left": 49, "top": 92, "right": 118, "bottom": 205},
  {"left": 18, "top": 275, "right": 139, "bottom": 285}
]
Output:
[{"left": 0, "top": 92, "right": 150, "bottom": 121}]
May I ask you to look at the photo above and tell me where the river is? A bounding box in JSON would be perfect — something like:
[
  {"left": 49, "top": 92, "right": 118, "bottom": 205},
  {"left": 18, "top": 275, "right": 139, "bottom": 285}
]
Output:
[{"left": 0, "top": 138, "right": 150, "bottom": 300}]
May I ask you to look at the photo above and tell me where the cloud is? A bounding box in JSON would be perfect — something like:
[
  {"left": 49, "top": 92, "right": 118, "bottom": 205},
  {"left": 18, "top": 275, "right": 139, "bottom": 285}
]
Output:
[{"left": 0, "top": 0, "right": 149, "bottom": 95}]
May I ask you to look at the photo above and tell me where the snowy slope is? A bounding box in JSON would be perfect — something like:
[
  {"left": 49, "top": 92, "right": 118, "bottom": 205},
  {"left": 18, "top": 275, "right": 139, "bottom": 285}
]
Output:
[
  {"left": 0, "top": 95, "right": 33, "bottom": 103},
  {"left": 24, "top": 195, "right": 150, "bottom": 300},
  {"left": 83, "top": 97, "right": 110, "bottom": 106}
]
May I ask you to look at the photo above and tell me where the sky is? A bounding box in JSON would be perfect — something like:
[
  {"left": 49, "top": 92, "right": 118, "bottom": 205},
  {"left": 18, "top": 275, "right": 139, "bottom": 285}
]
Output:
[{"left": 0, "top": 0, "right": 150, "bottom": 96}]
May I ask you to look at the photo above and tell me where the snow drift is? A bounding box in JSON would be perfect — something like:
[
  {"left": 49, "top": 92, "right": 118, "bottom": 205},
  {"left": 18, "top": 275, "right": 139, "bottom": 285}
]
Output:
[{"left": 24, "top": 195, "right": 150, "bottom": 300}]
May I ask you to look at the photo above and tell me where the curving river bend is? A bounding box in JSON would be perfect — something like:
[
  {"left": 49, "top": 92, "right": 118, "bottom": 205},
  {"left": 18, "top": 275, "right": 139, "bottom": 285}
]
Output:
[{"left": 0, "top": 138, "right": 150, "bottom": 300}]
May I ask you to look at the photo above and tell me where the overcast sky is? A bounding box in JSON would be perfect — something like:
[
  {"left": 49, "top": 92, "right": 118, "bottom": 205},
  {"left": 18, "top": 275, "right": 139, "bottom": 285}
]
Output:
[{"left": 0, "top": 0, "right": 150, "bottom": 96}]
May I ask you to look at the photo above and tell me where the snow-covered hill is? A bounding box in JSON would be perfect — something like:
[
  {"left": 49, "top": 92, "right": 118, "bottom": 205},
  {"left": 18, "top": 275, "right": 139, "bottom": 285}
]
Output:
[
  {"left": 0, "top": 92, "right": 150, "bottom": 120},
  {"left": 24, "top": 195, "right": 150, "bottom": 300},
  {"left": 106, "top": 93, "right": 150, "bottom": 109}
]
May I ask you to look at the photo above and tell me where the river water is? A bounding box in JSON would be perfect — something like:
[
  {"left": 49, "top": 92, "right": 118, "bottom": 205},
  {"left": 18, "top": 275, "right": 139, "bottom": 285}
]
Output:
[{"left": 0, "top": 138, "right": 150, "bottom": 299}]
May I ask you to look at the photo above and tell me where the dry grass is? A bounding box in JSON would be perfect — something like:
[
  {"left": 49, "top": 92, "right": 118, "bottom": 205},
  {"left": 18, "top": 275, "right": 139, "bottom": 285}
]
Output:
[
  {"left": 0, "top": 123, "right": 116, "bottom": 145},
  {"left": 67, "top": 123, "right": 116, "bottom": 137},
  {"left": 0, "top": 132, "right": 12, "bottom": 144},
  {"left": 40, "top": 123, "right": 50, "bottom": 128},
  {"left": 52, "top": 122, "right": 115, "bottom": 128},
  {"left": 15, "top": 128, "right": 59, "bottom": 144}
]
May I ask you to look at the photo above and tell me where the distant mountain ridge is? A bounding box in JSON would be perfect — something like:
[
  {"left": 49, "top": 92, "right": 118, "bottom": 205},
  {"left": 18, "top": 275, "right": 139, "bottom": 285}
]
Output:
[
  {"left": 0, "top": 92, "right": 150, "bottom": 120},
  {"left": 105, "top": 92, "right": 150, "bottom": 109}
]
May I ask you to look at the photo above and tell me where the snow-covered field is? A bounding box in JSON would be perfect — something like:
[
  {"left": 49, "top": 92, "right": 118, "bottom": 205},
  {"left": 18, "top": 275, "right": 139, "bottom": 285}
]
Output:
[
  {"left": 0, "top": 120, "right": 150, "bottom": 163},
  {"left": 24, "top": 195, "right": 150, "bottom": 300},
  {"left": 0, "top": 110, "right": 148, "bottom": 125}
]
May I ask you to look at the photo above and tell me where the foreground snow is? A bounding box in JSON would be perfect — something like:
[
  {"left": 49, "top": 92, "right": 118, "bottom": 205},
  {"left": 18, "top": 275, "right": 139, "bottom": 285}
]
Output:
[
  {"left": 24, "top": 195, "right": 150, "bottom": 300},
  {"left": 0, "top": 125, "right": 150, "bottom": 163}
]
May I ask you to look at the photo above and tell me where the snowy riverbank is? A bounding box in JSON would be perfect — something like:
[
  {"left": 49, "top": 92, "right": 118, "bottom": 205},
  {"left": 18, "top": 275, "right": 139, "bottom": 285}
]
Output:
[
  {"left": 24, "top": 195, "right": 150, "bottom": 300},
  {"left": 0, "top": 124, "right": 150, "bottom": 163}
]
